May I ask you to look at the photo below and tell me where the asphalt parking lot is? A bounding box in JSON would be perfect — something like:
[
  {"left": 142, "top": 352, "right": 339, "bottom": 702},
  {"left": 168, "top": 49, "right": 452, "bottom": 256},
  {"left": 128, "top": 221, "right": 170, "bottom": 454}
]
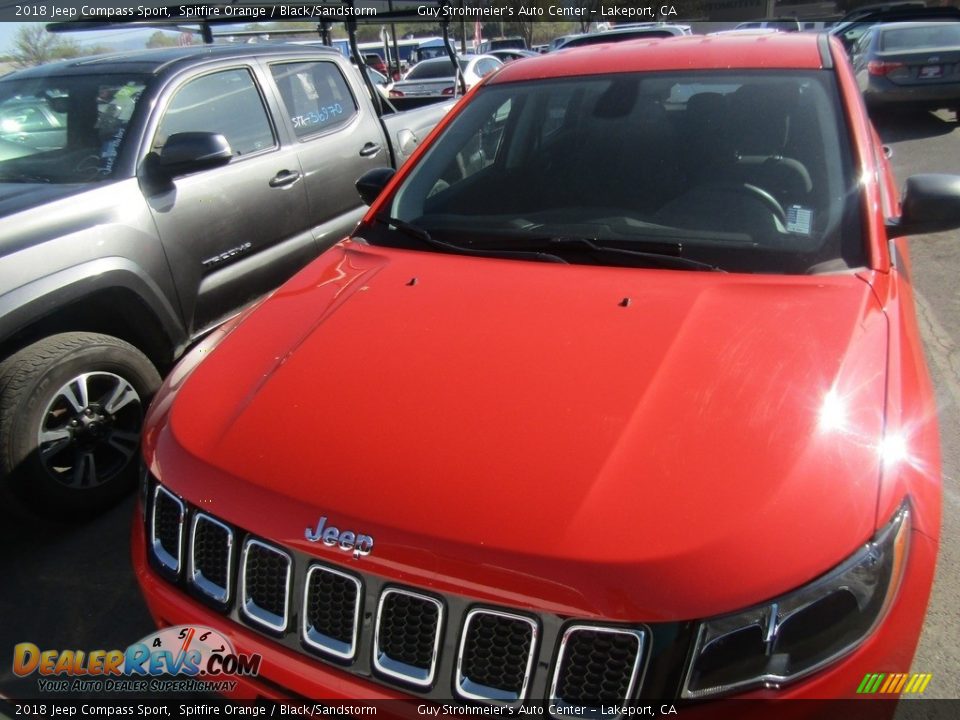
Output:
[
  {"left": 0, "top": 108, "right": 957, "bottom": 704},
  {"left": 875, "top": 108, "right": 960, "bottom": 701}
]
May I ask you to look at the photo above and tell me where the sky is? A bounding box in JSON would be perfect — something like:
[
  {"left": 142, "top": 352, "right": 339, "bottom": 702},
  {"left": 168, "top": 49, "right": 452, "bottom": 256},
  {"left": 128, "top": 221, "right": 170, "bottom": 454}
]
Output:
[{"left": 0, "top": 21, "right": 162, "bottom": 55}]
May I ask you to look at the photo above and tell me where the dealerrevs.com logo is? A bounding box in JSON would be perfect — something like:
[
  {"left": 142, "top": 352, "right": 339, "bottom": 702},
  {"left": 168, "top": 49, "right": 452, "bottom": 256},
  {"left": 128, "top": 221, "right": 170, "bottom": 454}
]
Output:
[{"left": 13, "top": 626, "right": 262, "bottom": 693}]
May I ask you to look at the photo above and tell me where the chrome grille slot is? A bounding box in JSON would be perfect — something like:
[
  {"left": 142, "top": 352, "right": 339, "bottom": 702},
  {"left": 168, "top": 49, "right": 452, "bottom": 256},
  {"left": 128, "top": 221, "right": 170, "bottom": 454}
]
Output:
[
  {"left": 150, "top": 485, "right": 184, "bottom": 574},
  {"left": 302, "top": 565, "right": 362, "bottom": 661},
  {"left": 456, "top": 608, "right": 538, "bottom": 704},
  {"left": 550, "top": 626, "right": 646, "bottom": 719},
  {"left": 374, "top": 588, "right": 443, "bottom": 687},
  {"left": 189, "top": 513, "right": 233, "bottom": 604},
  {"left": 240, "top": 539, "right": 292, "bottom": 632}
]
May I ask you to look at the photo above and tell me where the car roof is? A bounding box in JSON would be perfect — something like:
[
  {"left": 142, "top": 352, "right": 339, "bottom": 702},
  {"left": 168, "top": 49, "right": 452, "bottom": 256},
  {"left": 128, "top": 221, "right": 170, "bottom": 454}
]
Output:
[
  {"left": 2, "top": 43, "right": 341, "bottom": 80},
  {"left": 491, "top": 33, "right": 827, "bottom": 85}
]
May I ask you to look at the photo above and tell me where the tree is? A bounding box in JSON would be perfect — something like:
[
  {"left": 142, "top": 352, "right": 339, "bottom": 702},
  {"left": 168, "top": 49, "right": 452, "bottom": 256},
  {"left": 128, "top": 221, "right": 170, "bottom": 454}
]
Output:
[
  {"left": 146, "top": 31, "right": 179, "bottom": 49},
  {"left": 10, "top": 25, "right": 84, "bottom": 68}
]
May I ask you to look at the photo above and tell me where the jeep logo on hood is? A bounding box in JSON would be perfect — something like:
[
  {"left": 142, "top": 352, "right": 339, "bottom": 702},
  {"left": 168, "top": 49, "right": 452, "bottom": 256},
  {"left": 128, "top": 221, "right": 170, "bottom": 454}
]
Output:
[{"left": 305, "top": 516, "right": 374, "bottom": 559}]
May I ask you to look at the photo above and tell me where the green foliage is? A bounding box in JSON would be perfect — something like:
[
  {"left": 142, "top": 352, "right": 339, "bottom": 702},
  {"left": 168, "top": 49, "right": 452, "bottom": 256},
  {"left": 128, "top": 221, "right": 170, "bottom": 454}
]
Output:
[
  {"left": 146, "top": 31, "right": 179, "bottom": 49},
  {"left": 9, "top": 25, "right": 112, "bottom": 68}
]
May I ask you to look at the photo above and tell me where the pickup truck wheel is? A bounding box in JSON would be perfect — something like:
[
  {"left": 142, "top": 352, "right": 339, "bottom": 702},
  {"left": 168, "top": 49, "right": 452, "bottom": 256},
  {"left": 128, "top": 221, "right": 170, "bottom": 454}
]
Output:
[{"left": 0, "top": 333, "right": 161, "bottom": 517}]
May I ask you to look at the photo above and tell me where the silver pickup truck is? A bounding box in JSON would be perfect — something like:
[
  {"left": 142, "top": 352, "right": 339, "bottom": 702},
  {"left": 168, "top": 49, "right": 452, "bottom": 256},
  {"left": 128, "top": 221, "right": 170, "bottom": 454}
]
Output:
[{"left": 0, "top": 43, "right": 451, "bottom": 515}]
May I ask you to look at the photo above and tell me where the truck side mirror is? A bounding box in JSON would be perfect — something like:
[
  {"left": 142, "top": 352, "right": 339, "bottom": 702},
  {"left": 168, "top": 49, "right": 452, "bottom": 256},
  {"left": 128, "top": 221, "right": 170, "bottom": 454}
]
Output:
[
  {"left": 158, "top": 132, "right": 233, "bottom": 176},
  {"left": 356, "top": 167, "right": 396, "bottom": 206},
  {"left": 887, "top": 174, "right": 960, "bottom": 237}
]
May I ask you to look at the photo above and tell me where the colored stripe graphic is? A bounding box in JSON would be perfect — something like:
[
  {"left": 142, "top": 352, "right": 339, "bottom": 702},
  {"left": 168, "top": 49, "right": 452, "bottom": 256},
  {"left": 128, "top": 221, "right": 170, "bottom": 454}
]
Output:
[{"left": 857, "top": 672, "right": 932, "bottom": 694}]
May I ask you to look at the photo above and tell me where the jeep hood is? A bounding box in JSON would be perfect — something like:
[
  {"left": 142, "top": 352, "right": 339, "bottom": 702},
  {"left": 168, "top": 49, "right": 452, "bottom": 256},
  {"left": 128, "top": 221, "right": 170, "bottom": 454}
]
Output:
[{"left": 153, "top": 243, "right": 889, "bottom": 620}]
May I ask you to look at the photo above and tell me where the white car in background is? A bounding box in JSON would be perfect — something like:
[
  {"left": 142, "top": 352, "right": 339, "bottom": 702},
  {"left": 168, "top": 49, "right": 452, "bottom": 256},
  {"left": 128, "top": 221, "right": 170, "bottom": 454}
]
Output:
[{"left": 388, "top": 55, "right": 503, "bottom": 98}]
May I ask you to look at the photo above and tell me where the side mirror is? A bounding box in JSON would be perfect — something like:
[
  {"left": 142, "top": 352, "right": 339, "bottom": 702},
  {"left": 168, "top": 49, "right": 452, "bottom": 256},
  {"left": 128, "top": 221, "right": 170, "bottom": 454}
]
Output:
[
  {"left": 159, "top": 132, "right": 233, "bottom": 177},
  {"left": 396, "top": 128, "right": 419, "bottom": 158},
  {"left": 887, "top": 174, "right": 960, "bottom": 237},
  {"left": 356, "top": 167, "right": 395, "bottom": 206}
]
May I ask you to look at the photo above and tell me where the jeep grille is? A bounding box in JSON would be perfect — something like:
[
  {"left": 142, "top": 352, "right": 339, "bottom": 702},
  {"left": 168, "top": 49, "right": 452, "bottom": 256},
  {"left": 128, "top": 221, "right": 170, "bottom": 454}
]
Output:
[{"left": 145, "top": 481, "right": 653, "bottom": 712}]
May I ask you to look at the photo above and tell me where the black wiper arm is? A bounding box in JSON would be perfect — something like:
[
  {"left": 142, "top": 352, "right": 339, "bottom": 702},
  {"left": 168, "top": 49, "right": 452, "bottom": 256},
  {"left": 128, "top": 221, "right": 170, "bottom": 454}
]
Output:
[
  {"left": 372, "top": 215, "right": 568, "bottom": 264},
  {"left": 543, "top": 236, "right": 726, "bottom": 272}
]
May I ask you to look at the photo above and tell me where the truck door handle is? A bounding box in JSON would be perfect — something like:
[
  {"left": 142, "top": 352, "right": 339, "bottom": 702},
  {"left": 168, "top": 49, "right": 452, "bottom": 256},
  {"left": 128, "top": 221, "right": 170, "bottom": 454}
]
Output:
[
  {"left": 359, "top": 142, "right": 382, "bottom": 158},
  {"left": 269, "top": 170, "right": 301, "bottom": 188}
]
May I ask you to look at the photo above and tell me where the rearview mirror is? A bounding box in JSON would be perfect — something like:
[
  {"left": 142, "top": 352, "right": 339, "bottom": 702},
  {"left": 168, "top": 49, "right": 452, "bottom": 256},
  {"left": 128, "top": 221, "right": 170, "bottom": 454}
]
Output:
[
  {"left": 356, "top": 167, "right": 396, "bottom": 206},
  {"left": 887, "top": 174, "right": 960, "bottom": 237}
]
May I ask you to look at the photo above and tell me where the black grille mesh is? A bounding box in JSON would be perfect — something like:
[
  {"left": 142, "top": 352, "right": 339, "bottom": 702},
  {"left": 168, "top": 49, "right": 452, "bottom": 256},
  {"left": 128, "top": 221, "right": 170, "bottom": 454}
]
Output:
[
  {"left": 379, "top": 592, "right": 440, "bottom": 670},
  {"left": 555, "top": 629, "right": 641, "bottom": 705},
  {"left": 461, "top": 613, "right": 534, "bottom": 695},
  {"left": 146, "top": 485, "right": 655, "bottom": 703},
  {"left": 245, "top": 543, "right": 289, "bottom": 619},
  {"left": 154, "top": 491, "right": 182, "bottom": 564},
  {"left": 306, "top": 569, "right": 359, "bottom": 645},
  {"left": 193, "top": 517, "right": 229, "bottom": 590}
]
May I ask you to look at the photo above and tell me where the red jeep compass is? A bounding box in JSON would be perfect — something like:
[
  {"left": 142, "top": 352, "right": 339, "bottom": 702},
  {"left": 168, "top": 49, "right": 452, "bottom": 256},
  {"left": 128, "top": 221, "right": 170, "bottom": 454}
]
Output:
[{"left": 134, "top": 34, "right": 958, "bottom": 712}]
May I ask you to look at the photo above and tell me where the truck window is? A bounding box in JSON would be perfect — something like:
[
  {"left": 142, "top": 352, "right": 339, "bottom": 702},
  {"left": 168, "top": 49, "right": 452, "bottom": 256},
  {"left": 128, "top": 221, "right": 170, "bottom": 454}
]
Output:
[
  {"left": 153, "top": 68, "right": 275, "bottom": 158},
  {"left": 0, "top": 75, "right": 147, "bottom": 183},
  {"left": 269, "top": 61, "right": 358, "bottom": 140}
]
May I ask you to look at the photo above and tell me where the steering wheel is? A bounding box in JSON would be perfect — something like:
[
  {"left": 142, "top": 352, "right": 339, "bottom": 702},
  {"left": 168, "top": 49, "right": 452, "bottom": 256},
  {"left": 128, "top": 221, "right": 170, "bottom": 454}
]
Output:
[{"left": 699, "top": 182, "right": 786, "bottom": 223}]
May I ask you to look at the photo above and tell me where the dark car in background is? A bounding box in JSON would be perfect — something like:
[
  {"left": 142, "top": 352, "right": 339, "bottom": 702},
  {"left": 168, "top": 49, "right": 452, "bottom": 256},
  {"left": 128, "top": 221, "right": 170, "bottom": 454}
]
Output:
[
  {"left": 556, "top": 24, "right": 692, "bottom": 50},
  {"left": 734, "top": 19, "right": 802, "bottom": 32},
  {"left": 488, "top": 49, "right": 540, "bottom": 64},
  {"left": 831, "top": 5, "right": 960, "bottom": 52},
  {"left": 851, "top": 21, "right": 960, "bottom": 113}
]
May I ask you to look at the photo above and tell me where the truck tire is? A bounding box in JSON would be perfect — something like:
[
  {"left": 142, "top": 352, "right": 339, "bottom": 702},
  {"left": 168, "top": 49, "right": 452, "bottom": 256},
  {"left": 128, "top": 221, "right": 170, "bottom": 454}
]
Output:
[{"left": 0, "top": 332, "right": 161, "bottom": 517}]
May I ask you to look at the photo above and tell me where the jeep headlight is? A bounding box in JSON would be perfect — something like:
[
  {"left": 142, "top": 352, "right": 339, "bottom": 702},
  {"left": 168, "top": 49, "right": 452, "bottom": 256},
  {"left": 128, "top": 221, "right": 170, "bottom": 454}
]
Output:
[{"left": 682, "top": 503, "right": 910, "bottom": 698}]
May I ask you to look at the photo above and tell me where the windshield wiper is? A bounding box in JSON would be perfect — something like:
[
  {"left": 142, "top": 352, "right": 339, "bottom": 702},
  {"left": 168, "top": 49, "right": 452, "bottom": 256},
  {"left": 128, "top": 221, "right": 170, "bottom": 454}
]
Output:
[
  {"left": 489, "top": 235, "right": 726, "bottom": 272},
  {"left": 372, "top": 215, "right": 568, "bottom": 264}
]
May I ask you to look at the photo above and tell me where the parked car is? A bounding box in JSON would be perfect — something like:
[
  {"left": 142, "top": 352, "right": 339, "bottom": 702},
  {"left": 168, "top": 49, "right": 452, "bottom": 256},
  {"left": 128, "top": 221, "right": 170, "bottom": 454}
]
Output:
[
  {"left": 0, "top": 43, "right": 453, "bottom": 515},
  {"left": 488, "top": 49, "right": 540, "bottom": 64},
  {"left": 851, "top": 21, "right": 960, "bottom": 113},
  {"left": 831, "top": 5, "right": 960, "bottom": 53},
  {"left": 734, "top": 19, "right": 801, "bottom": 32},
  {"left": 410, "top": 37, "right": 458, "bottom": 65},
  {"left": 837, "top": 2, "right": 926, "bottom": 24},
  {"left": 362, "top": 52, "right": 388, "bottom": 75},
  {"left": 388, "top": 55, "right": 503, "bottom": 98},
  {"left": 136, "top": 33, "right": 952, "bottom": 706},
  {"left": 555, "top": 24, "right": 691, "bottom": 50},
  {"left": 548, "top": 33, "right": 581, "bottom": 52},
  {"left": 476, "top": 36, "right": 527, "bottom": 53},
  {"left": 0, "top": 97, "right": 66, "bottom": 155}
]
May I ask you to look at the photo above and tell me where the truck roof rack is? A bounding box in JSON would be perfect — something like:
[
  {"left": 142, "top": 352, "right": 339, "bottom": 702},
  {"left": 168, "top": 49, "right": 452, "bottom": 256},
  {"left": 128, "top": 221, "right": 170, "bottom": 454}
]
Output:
[{"left": 47, "top": 1, "right": 468, "bottom": 106}]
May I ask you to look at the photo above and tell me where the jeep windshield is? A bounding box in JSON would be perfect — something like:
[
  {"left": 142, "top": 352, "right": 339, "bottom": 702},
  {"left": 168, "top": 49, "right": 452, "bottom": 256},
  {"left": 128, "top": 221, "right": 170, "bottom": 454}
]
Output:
[
  {"left": 0, "top": 73, "right": 149, "bottom": 184},
  {"left": 369, "top": 71, "right": 865, "bottom": 274}
]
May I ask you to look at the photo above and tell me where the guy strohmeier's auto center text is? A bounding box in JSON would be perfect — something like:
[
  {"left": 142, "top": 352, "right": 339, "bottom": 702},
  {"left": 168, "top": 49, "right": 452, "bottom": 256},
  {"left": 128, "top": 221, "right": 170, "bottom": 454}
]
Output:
[{"left": 418, "top": 4, "right": 679, "bottom": 19}]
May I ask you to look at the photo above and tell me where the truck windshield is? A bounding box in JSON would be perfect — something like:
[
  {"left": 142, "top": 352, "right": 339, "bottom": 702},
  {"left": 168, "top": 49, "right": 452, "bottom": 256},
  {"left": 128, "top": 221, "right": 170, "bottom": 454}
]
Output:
[
  {"left": 380, "top": 70, "right": 865, "bottom": 275},
  {"left": 0, "top": 74, "right": 148, "bottom": 184}
]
